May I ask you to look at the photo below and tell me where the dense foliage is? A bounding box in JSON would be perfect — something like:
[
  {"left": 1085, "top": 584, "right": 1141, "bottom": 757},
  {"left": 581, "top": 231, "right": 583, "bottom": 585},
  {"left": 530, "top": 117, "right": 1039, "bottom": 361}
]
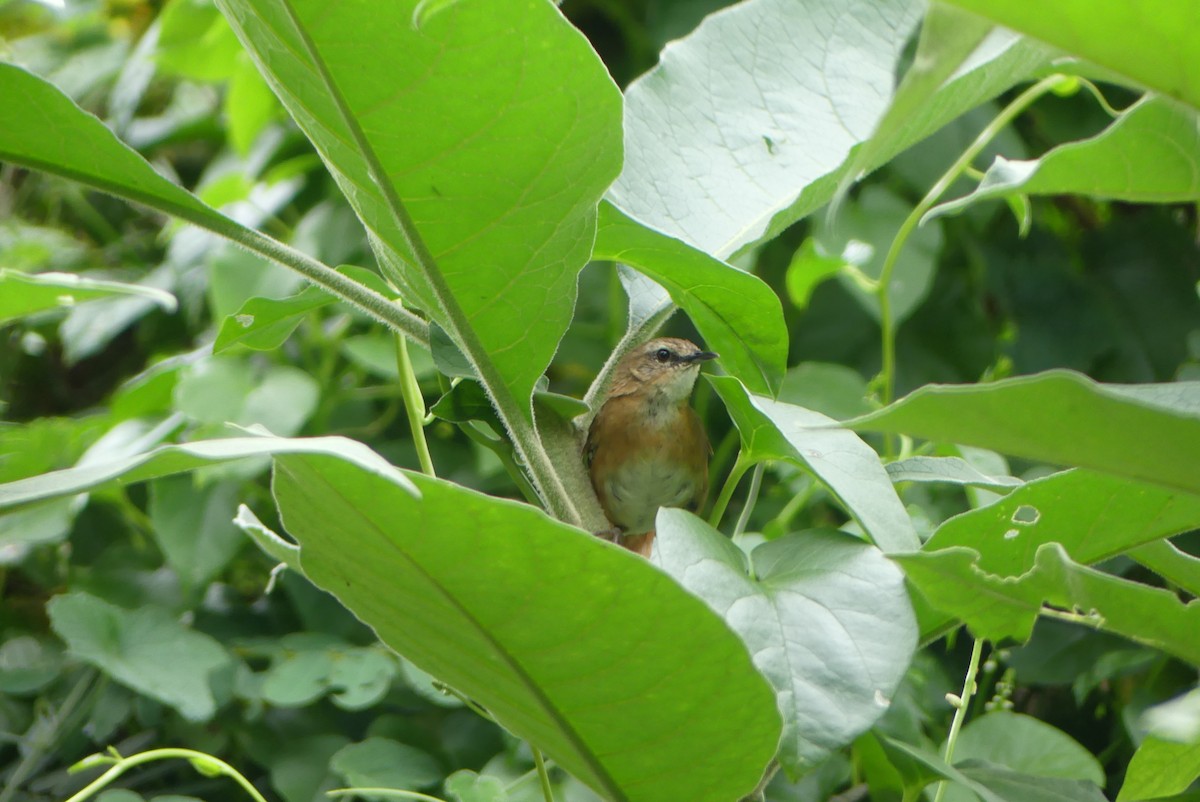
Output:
[{"left": 1, "top": 1, "right": 1199, "bottom": 801}]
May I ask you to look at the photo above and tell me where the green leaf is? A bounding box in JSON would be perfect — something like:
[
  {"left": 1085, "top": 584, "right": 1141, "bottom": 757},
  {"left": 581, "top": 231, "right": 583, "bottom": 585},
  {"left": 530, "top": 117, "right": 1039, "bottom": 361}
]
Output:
[
  {"left": 216, "top": 0, "right": 622, "bottom": 413},
  {"left": 836, "top": 4, "right": 996, "bottom": 206},
  {"left": 444, "top": 771, "right": 508, "bottom": 802},
  {"left": 886, "top": 457, "right": 1022, "bottom": 490},
  {"left": 777, "top": 362, "right": 873, "bottom": 421},
  {"left": 896, "top": 543, "right": 1200, "bottom": 664},
  {"left": 213, "top": 287, "right": 331, "bottom": 354},
  {"left": 174, "top": 358, "right": 319, "bottom": 437},
  {"left": 940, "top": 712, "right": 1104, "bottom": 802},
  {"left": 926, "top": 96, "right": 1200, "bottom": 223},
  {"left": 330, "top": 738, "right": 442, "bottom": 791},
  {"left": 846, "top": 370, "right": 1200, "bottom": 496},
  {"left": 709, "top": 376, "right": 919, "bottom": 553},
  {"left": 652, "top": 511, "right": 916, "bottom": 776},
  {"left": 328, "top": 648, "right": 395, "bottom": 711},
  {"left": 1142, "top": 688, "right": 1200, "bottom": 745},
  {"left": 149, "top": 477, "right": 246, "bottom": 593},
  {"left": 957, "top": 760, "right": 1108, "bottom": 802},
  {"left": 937, "top": 0, "right": 1200, "bottom": 110},
  {"left": 0, "top": 635, "right": 63, "bottom": 694},
  {"left": 0, "top": 269, "right": 177, "bottom": 325},
  {"left": 927, "top": 469, "right": 1200, "bottom": 575},
  {"left": 0, "top": 435, "right": 418, "bottom": 510},
  {"left": 0, "top": 64, "right": 228, "bottom": 233},
  {"left": 609, "top": 0, "right": 1050, "bottom": 258},
  {"left": 272, "top": 454, "right": 780, "bottom": 802},
  {"left": 592, "top": 202, "right": 788, "bottom": 396},
  {"left": 47, "top": 592, "right": 232, "bottom": 721},
  {"left": 1118, "top": 737, "right": 1200, "bottom": 802},
  {"left": 262, "top": 647, "right": 334, "bottom": 708},
  {"left": 877, "top": 737, "right": 1107, "bottom": 802},
  {"left": 1129, "top": 540, "right": 1200, "bottom": 599}
]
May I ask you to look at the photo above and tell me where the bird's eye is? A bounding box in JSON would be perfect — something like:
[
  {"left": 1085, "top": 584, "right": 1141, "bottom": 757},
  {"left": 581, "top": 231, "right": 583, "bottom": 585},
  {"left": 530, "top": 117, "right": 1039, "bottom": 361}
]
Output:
[{"left": 655, "top": 348, "right": 672, "bottom": 363}]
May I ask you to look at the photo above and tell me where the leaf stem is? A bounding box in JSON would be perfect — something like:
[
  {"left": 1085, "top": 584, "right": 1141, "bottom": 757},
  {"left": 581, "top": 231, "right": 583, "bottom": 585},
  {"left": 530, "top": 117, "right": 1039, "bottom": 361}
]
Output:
[
  {"left": 709, "top": 453, "right": 752, "bottom": 529},
  {"left": 875, "top": 74, "right": 1071, "bottom": 424},
  {"left": 932, "top": 638, "right": 985, "bottom": 802},
  {"left": 64, "top": 748, "right": 269, "bottom": 802},
  {"left": 532, "top": 746, "right": 556, "bottom": 802},
  {"left": 395, "top": 334, "right": 435, "bottom": 477},
  {"left": 733, "top": 463, "right": 764, "bottom": 536},
  {"left": 328, "top": 789, "right": 447, "bottom": 802}
]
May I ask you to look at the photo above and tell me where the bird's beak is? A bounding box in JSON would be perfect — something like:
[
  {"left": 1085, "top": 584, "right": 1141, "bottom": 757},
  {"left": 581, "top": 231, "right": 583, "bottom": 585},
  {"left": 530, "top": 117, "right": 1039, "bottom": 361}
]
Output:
[{"left": 685, "top": 351, "right": 719, "bottom": 364}]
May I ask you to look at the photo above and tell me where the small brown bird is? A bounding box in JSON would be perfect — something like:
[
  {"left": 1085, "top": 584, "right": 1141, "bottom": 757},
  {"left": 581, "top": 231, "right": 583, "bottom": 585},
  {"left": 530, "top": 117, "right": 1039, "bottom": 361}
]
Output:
[{"left": 585, "top": 337, "right": 717, "bottom": 554}]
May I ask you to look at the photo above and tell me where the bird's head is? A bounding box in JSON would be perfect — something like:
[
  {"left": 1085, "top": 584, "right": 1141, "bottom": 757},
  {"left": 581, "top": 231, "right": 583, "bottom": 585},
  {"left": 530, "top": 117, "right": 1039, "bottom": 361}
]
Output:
[{"left": 611, "top": 337, "right": 718, "bottom": 402}]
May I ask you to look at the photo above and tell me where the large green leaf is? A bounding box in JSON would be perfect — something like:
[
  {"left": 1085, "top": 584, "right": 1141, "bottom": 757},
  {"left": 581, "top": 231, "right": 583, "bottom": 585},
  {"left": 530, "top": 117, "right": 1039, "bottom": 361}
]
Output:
[
  {"left": 0, "top": 64, "right": 220, "bottom": 222},
  {"left": 1117, "top": 737, "right": 1200, "bottom": 802},
  {"left": 709, "top": 376, "right": 919, "bottom": 553},
  {"left": 927, "top": 469, "right": 1200, "bottom": 575},
  {"left": 272, "top": 454, "right": 780, "bottom": 802},
  {"left": 941, "top": 712, "right": 1105, "bottom": 802},
  {"left": 847, "top": 371, "right": 1200, "bottom": 496},
  {"left": 652, "top": 510, "right": 916, "bottom": 777},
  {"left": 0, "top": 436, "right": 417, "bottom": 509},
  {"left": 0, "top": 63, "right": 422, "bottom": 346},
  {"left": 592, "top": 202, "right": 788, "bottom": 396},
  {"left": 897, "top": 544, "right": 1200, "bottom": 664},
  {"left": 938, "top": 0, "right": 1200, "bottom": 110},
  {"left": 47, "top": 592, "right": 232, "bottom": 722},
  {"left": 609, "top": 0, "right": 1050, "bottom": 258},
  {"left": 216, "top": 0, "right": 622, "bottom": 413},
  {"left": 927, "top": 96, "right": 1200, "bottom": 223},
  {"left": 0, "top": 270, "right": 177, "bottom": 325},
  {"left": 877, "top": 737, "right": 1107, "bottom": 802}
]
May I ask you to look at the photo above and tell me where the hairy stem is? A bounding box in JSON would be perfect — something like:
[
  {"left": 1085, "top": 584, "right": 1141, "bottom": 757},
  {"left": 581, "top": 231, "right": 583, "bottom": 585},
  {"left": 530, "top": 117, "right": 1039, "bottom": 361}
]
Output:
[{"left": 933, "top": 638, "right": 985, "bottom": 802}]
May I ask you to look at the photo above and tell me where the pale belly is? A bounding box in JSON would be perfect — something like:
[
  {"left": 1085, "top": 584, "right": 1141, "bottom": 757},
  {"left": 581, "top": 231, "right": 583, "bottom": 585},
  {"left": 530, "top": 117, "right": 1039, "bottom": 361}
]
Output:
[{"left": 601, "top": 453, "right": 701, "bottom": 534}]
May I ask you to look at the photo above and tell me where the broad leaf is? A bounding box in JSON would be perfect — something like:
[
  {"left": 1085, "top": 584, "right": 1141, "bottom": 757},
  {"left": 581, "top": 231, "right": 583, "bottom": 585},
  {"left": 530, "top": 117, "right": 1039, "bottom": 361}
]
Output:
[
  {"left": 1117, "top": 737, "right": 1200, "bottom": 802},
  {"left": 610, "top": 0, "right": 1050, "bottom": 258},
  {"left": 0, "top": 270, "right": 177, "bottom": 325},
  {"left": 941, "top": 712, "right": 1104, "bottom": 802},
  {"left": 0, "top": 436, "right": 418, "bottom": 509},
  {"left": 879, "top": 737, "right": 1107, "bottom": 802},
  {"left": 927, "top": 469, "right": 1200, "bottom": 575},
  {"left": 886, "top": 456, "right": 1022, "bottom": 490},
  {"left": 709, "top": 376, "right": 919, "bottom": 553},
  {"left": 653, "top": 510, "right": 916, "bottom": 776},
  {"left": 216, "top": 0, "right": 622, "bottom": 414},
  {"left": 48, "top": 592, "right": 232, "bottom": 722},
  {"left": 847, "top": 370, "right": 1200, "bottom": 496},
  {"left": 273, "top": 454, "right": 781, "bottom": 802},
  {"left": 1128, "top": 540, "right": 1200, "bottom": 599},
  {"left": 927, "top": 96, "right": 1200, "bottom": 223},
  {"left": 938, "top": 0, "right": 1200, "bottom": 110},
  {"left": 897, "top": 543, "right": 1200, "bottom": 665},
  {"left": 593, "top": 203, "right": 788, "bottom": 396}
]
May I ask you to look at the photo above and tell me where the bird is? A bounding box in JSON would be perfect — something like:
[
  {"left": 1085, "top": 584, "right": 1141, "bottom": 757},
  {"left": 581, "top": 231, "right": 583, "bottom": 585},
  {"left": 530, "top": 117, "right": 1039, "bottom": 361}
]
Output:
[{"left": 584, "top": 337, "right": 717, "bottom": 555}]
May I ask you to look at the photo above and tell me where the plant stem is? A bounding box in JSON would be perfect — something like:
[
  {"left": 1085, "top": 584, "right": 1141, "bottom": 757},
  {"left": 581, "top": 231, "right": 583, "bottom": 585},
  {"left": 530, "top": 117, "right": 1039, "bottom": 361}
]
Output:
[
  {"left": 532, "top": 746, "right": 556, "bottom": 802},
  {"left": 932, "top": 638, "right": 985, "bottom": 802},
  {"left": 709, "top": 453, "right": 752, "bottom": 529},
  {"left": 733, "top": 463, "right": 764, "bottom": 536},
  {"left": 64, "top": 749, "right": 269, "bottom": 802},
  {"left": 327, "top": 789, "right": 448, "bottom": 802},
  {"left": 395, "top": 334, "right": 435, "bottom": 477},
  {"left": 875, "top": 74, "right": 1071, "bottom": 420}
]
